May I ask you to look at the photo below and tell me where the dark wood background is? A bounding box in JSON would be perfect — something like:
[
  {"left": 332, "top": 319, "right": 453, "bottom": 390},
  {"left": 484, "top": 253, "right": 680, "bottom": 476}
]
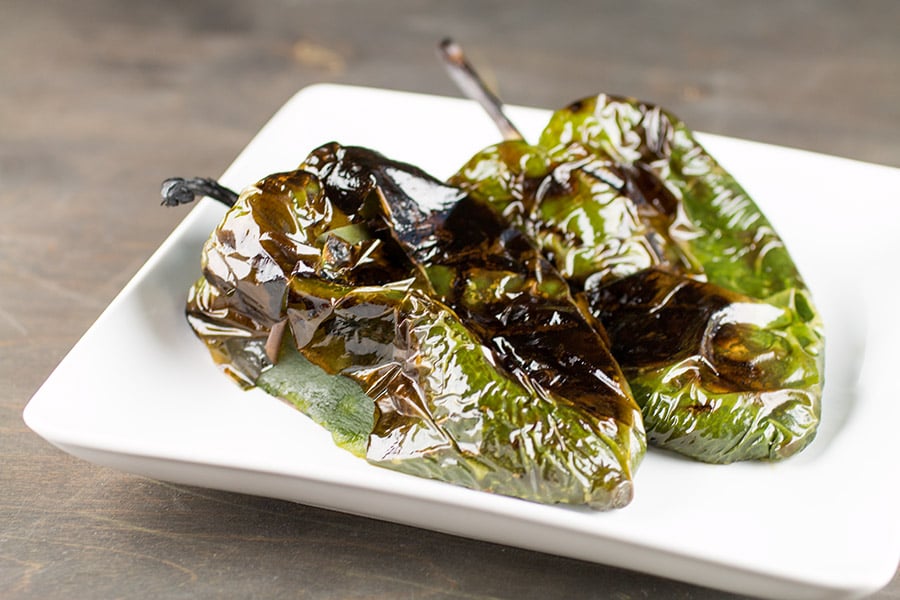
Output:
[{"left": 2, "top": 1, "right": 898, "bottom": 598}]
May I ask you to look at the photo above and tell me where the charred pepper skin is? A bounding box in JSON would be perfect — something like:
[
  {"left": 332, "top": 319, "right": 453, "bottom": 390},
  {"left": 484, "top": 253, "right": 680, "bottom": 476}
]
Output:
[
  {"left": 185, "top": 143, "right": 645, "bottom": 509},
  {"left": 301, "top": 144, "right": 640, "bottom": 432},
  {"left": 451, "top": 94, "right": 824, "bottom": 463}
]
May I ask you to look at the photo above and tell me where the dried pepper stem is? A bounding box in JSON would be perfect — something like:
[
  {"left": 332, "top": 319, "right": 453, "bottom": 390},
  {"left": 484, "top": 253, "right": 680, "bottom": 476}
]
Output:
[
  {"left": 437, "top": 38, "right": 523, "bottom": 141},
  {"left": 161, "top": 177, "right": 238, "bottom": 208}
]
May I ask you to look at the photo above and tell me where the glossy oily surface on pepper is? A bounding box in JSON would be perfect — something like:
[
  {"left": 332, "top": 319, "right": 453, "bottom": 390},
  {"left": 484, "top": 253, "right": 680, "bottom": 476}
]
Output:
[
  {"left": 451, "top": 93, "right": 824, "bottom": 463},
  {"left": 186, "top": 143, "right": 645, "bottom": 509}
]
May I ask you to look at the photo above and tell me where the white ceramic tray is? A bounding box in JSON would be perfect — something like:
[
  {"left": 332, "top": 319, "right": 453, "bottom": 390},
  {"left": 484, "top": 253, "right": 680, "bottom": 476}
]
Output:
[{"left": 24, "top": 84, "right": 900, "bottom": 599}]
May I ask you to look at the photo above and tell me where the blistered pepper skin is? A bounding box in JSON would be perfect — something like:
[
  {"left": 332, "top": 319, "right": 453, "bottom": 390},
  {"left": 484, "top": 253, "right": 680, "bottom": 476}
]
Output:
[
  {"left": 302, "top": 145, "right": 639, "bottom": 430},
  {"left": 451, "top": 94, "right": 824, "bottom": 463},
  {"left": 186, "top": 144, "right": 645, "bottom": 509}
]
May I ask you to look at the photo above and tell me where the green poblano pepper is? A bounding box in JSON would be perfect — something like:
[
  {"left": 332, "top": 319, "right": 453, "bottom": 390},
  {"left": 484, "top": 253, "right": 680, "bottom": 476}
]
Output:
[
  {"left": 185, "top": 144, "right": 645, "bottom": 509},
  {"left": 450, "top": 94, "right": 824, "bottom": 463}
]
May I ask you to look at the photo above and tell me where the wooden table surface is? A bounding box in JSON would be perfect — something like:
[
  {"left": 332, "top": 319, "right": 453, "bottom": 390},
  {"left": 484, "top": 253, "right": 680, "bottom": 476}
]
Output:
[{"left": 2, "top": 1, "right": 898, "bottom": 598}]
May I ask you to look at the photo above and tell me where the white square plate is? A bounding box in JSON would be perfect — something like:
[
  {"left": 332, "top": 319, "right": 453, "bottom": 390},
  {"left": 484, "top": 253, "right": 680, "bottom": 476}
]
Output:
[{"left": 24, "top": 84, "right": 900, "bottom": 599}]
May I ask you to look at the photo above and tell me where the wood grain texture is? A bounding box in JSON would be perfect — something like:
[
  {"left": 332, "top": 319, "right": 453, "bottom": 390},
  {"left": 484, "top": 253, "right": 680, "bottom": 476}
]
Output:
[{"left": 2, "top": 0, "right": 898, "bottom": 598}]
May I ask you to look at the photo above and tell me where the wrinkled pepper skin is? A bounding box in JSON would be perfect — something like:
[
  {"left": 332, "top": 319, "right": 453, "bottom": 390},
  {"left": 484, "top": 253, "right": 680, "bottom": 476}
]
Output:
[
  {"left": 186, "top": 143, "right": 645, "bottom": 509},
  {"left": 451, "top": 94, "right": 824, "bottom": 463}
]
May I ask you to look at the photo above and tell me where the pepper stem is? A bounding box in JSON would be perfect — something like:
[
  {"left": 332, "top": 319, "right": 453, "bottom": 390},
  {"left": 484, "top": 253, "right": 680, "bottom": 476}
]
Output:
[
  {"left": 437, "top": 39, "right": 524, "bottom": 141},
  {"left": 160, "top": 177, "right": 238, "bottom": 208}
]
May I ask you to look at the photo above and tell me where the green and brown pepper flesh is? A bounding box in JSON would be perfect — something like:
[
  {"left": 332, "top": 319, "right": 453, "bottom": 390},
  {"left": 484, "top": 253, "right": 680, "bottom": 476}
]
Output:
[
  {"left": 186, "top": 143, "right": 646, "bottom": 510},
  {"left": 181, "top": 90, "right": 824, "bottom": 511},
  {"left": 451, "top": 93, "right": 824, "bottom": 463}
]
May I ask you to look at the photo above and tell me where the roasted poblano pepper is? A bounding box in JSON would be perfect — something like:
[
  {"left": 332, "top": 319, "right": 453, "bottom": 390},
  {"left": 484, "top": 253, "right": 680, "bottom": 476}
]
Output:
[
  {"left": 451, "top": 94, "right": 824, "bottom": 463},
  {"left": 183, "top": 143, "right": 645, "bottom": 509}
]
